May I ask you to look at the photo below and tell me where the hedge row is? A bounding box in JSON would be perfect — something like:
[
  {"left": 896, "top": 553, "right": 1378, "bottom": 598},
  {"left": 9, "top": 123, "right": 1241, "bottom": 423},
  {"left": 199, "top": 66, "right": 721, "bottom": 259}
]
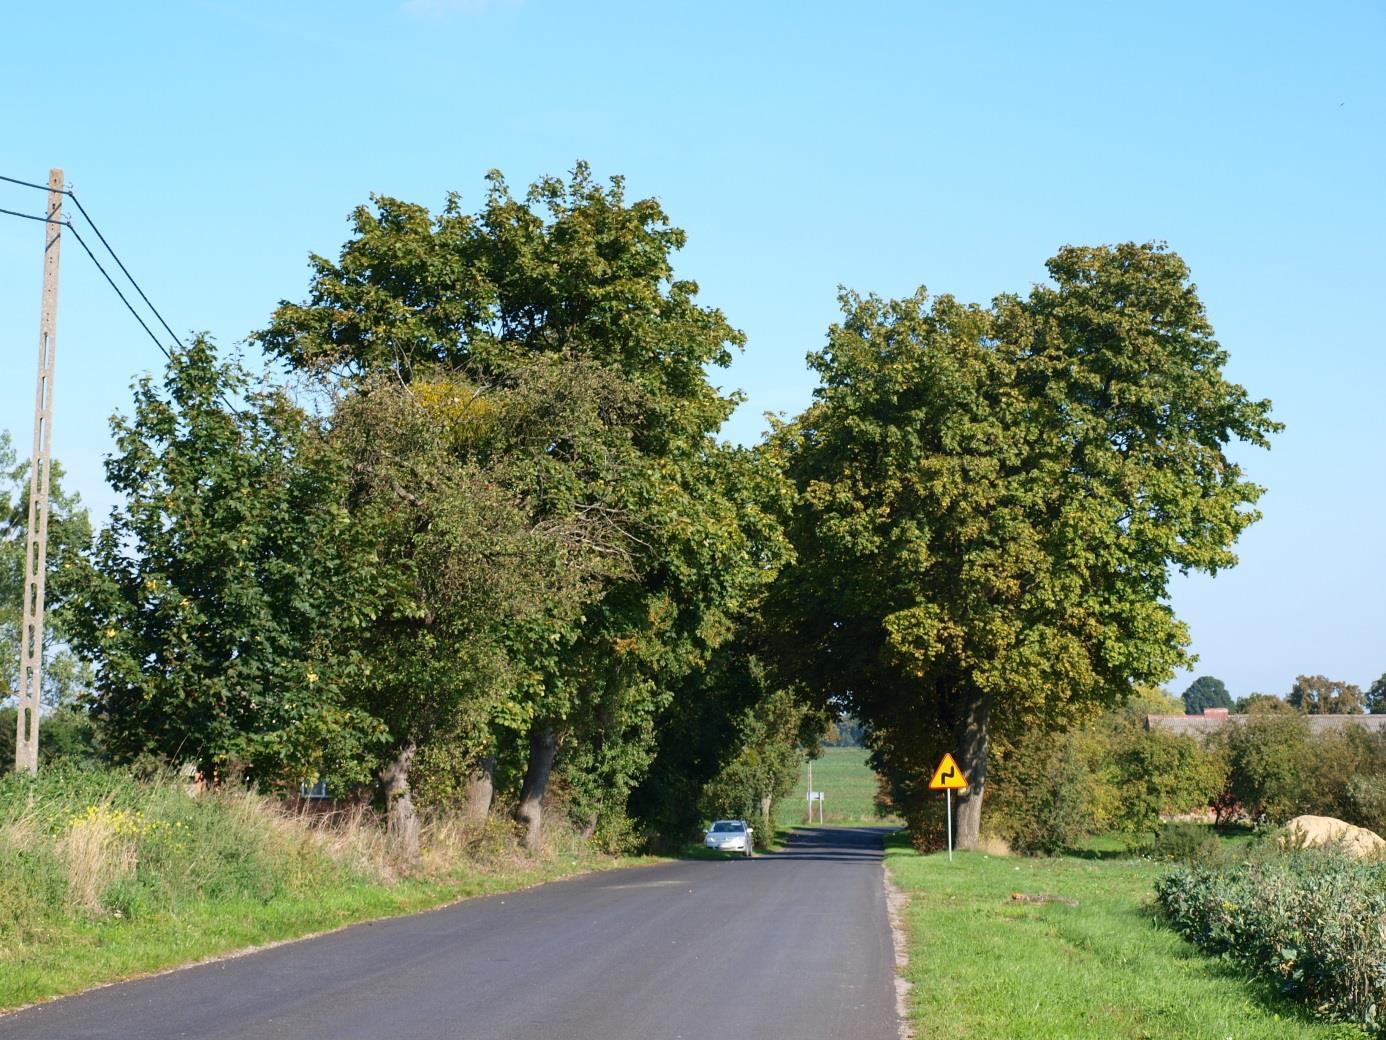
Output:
[{"left": 1156, "top": 850, "right": 1386, "bottom": 1033}]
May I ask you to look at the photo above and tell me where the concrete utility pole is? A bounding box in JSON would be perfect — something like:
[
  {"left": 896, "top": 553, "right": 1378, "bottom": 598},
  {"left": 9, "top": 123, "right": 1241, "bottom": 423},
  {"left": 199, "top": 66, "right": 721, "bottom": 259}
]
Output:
[{"left": 14, "top": 168, "right": 62, "bottom": 774}]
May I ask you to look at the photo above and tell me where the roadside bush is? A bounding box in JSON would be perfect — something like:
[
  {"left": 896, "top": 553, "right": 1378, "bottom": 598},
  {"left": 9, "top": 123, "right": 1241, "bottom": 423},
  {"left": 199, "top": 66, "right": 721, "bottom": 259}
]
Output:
[
  {"left": 1111, "top": 728, "right": 1225, "bottom": 838},
  {"left": 1157, "top": 849, "right": 1386, "bottom": 1033},
  {"left": 1346, "top": 775, "right": 1386, "bottom": 837},
  {"left": 987, "top": 732, "right": 1092, "bottom": 855}
]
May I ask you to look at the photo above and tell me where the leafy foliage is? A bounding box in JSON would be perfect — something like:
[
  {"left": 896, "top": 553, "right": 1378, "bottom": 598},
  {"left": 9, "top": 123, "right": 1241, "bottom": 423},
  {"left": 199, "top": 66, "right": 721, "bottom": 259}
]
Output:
[
  {"left": 1235, "top": 693, "right": 1297, "bottom": 714},
  {"left": 66, "top": 341, "right": 390, "bottom": 786},
  {"left": 986, "top": 729, "right": 1093, "bottom": 855},
  {"left": 249, "top": 165, "right": 791, "bottom": 845},
  {"left": 1181, "top": 675, "right": 1232, "bottom": 715},
  {"left": 0, "top": 705, "right": 101, "bottom": 766},
  {"left": 772, "top": 243, "right": 1278, "bottom": 847},
  {"left": 1158, "top": 850, "right": 1386, "bottom": 1034},
  {"left": 1110, "top": 728, "right": 1226, "bottom": 838},
  {"left": 1369, "top": 674, "right": 1386, "bottom": 714},
  {"left": 1288, "top": 674, "right": 1366, "bottom": 715},
  {"left": 700, "top": 683, "right": 818, "bottom": 843},
  {"left": 1214, "top": 715, "right": 1317, "bottom": 824}
]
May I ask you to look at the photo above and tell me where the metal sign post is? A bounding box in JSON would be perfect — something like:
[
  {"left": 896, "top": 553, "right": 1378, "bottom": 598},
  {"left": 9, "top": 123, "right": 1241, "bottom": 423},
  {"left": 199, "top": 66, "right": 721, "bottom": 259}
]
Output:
[
  {"left": 928, "top": 752, "right": 968, "bottom": 863},
  {"left": 946, "top": 789, "right": 953, "bottom": 862}
]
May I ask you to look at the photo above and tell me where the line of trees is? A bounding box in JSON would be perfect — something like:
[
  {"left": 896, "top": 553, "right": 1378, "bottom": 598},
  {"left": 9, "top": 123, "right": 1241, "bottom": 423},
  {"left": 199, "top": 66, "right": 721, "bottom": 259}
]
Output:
[
  {"left": 12, "top": 166, "right": 1284, "bottom": 855},
  {"left": 1181, "top": 674, "right": 1386, "bottom": 716},
  {"left": 985, "top": 689, "right": 1386, "bottom": 855}
]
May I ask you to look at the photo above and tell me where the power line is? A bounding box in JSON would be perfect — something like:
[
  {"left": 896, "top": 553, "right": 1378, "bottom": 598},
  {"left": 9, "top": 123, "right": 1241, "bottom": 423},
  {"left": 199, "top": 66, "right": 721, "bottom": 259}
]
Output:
[
  {"left": 1, "top": 179, "right": 242, "bottom": 416},
  {"left": 64, "top": 191, "right": 184, "bottom": 352},
  {"left": 0, "top": 205, "right": 63, "bottom": 226},
  {"left": 0, "top": 173, "right": 54, "bottom": 193},
  {"left": 65, "top": 221, "right": 172, "bottom": 362},
  {"left": 2, "top": 173, "right": 185, "bottom": 352},
  {"left": 0, "top": 203, "right": 170, "bottom": 362}
]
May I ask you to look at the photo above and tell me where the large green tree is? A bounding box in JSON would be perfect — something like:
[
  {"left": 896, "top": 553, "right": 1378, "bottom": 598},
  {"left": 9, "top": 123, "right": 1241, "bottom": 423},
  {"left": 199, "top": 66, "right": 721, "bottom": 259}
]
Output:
[
  {"left": 773, "top": 243, "right": 1278, "bottom": 848},
  {"left": 1369, "top": 673, "right": 1386, "bottom": 714},
  {"left": 1287, "top": 674, "right": 1366, "bottom": 715},
  {"left": 1181, "top": 675, "right": 1233, "bottom": 715},
  {"left": 256, "top": 165, "right": 788, "bottom": 848},
  {"left": 323, "top": 358, "right": 645, "bottom": 853},
  {"left": 67, "top": 342, "right": 389, "bottom": 786}
]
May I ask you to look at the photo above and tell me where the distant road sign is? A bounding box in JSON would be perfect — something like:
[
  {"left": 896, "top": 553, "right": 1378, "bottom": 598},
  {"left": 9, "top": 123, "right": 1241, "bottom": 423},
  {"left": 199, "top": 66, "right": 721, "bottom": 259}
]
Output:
[
  {"left": 928, "top": 753, "right": 968, "bottom": 791},
  {"left": 808, "top": 791, "right": 824, "bottom": 801}
]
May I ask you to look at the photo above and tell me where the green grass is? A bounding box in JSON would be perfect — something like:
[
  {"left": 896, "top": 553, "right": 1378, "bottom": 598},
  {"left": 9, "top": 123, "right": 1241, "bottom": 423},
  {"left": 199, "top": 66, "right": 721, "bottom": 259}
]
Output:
[
  {"left": 775, "top": 746, "right": 897, "bottom": 827},
  {"left": 0, "top": 767, "right": 658, "bottom": 1011},
  {"left": 885, "top": 833, "right": 1365, "bottom": 1039}
]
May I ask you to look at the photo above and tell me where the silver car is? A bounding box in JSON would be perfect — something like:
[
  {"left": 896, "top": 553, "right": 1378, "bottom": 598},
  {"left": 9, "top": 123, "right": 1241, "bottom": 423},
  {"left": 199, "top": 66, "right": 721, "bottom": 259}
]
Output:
[{"left": 703, "top": 819, "right": 753, "bottom": 857}]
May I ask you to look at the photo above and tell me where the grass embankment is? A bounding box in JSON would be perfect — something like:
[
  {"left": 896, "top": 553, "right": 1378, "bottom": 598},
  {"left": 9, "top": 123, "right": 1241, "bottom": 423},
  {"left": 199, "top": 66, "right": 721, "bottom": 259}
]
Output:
[
  {"left": 0, "top": 767, "right": 653, "bottom": 1011},
  {"left": 885, "top": 833, "right": 1363, "bottom": 1040},
  {"left": 775, "top": 746, "right": 898, "bottom": 828}
]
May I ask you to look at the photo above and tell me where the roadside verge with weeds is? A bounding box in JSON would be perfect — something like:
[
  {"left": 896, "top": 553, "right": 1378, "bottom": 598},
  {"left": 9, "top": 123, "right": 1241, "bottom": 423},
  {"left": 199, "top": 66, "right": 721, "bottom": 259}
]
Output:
[
  {"left": 882, "top": 832, "right": 1364, "bottom": 1039},
  {"left": 0, "top": 766, "right": 656, "bottom": 1011}
]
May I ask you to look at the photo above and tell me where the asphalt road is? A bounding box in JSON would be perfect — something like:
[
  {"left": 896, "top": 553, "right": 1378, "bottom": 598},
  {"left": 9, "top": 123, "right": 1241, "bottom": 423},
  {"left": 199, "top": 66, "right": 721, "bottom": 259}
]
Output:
[{"left": 0, "top": 826, "right": 900, "bottom": 1040}]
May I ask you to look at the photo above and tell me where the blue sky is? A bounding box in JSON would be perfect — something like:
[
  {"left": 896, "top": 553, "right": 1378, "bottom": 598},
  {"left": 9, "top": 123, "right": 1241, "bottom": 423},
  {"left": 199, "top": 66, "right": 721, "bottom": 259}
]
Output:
[{"left": 1, "top": 1, "right": 1382, "bottom": 700}]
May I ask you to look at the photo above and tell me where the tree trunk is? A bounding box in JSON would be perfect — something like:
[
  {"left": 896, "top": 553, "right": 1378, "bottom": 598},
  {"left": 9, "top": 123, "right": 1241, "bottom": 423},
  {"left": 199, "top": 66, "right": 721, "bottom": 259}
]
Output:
[
  {"left": 954, "top": 690, "right": 992, "bottom": 850},
  {"left": 380, "top": 741, "right": 420, "bottom": 862},
  {"left": 514, "top": 724, "right": 557, "bottom": 852},
  {"left": 463, "top": 751, "right": 495, "bottom": 822}
]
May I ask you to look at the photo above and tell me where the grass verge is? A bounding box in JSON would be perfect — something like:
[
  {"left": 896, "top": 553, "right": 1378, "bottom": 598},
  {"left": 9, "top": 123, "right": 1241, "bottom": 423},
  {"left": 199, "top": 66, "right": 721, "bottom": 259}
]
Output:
[
  {"left": 884, "top": 833, "right": 1365, "bottom": 1039},
  {"left": 0, "top": 767, "right": 656, "bottom": 1011}
]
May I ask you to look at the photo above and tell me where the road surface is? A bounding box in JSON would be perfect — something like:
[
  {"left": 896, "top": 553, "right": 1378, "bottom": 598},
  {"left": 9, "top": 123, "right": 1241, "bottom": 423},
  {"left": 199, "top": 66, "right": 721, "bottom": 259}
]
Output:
[{"left": 0, "top": 825, "right": 900, "bottom": 1040}]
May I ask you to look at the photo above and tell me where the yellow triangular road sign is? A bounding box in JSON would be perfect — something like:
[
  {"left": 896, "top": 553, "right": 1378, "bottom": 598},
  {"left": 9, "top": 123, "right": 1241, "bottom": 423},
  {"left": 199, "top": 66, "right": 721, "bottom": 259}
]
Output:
[{"left": 928, "top": 752, "right": 968, "bottom": 791}]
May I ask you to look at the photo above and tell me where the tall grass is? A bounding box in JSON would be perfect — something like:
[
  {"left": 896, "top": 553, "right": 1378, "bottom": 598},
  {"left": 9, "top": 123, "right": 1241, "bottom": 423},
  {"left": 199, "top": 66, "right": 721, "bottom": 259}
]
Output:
[{"left": 0, "top": 765, "right": 647, "bottom": 1009}]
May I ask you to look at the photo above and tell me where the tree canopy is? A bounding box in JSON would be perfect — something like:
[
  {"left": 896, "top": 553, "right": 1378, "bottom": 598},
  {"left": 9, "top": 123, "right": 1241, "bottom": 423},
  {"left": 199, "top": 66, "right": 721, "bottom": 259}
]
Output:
[
  {"left": 1182, "top": 676, "right": 1233, "bottom": 715},
  {"left": 1370, "top": 674, "right": 1386, "bottom": 714},
  {"left": 1288, "top": 674, "right": 1366, "bottom": 715},
  {"left": 771, "top": 243, "right": 1279, "bottom": 847},
  {"left": 250, "top": 164, "right": 791, "bottom": 849}
]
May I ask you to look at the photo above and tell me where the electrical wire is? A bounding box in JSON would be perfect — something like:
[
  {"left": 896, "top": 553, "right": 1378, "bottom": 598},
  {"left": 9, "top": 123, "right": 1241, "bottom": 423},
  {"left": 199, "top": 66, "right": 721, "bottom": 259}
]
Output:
[
  {"left": 0, "top": 186, "right": 242, "bottom": 415},
  {"left": 0, "top": 205, "right": 62, "bottom": 226},
  {"left": 63, "top": 191, "right": 185, "bottom": 351},
  {"left": 0, "top": 174, "right": 54, "bottom": 193},
  {"left": 2, "top": 174, "right": 184, "bottom": 350},
  {"left": 63, "top": 221, "right": 172, "bottom": 362}
]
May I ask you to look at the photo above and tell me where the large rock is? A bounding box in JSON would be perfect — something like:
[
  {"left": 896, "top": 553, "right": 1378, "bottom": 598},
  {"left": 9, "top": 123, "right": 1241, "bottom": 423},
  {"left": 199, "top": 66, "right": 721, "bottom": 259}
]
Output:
[{"left": 1281, "top": 815, "right": 1386, "bottom": 859}]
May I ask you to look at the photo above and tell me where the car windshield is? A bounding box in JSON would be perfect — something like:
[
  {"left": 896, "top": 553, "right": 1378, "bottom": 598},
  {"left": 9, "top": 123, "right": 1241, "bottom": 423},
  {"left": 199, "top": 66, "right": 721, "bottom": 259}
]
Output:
[{"left": 711, "top": 821, "right": 741, "bottom": 833}]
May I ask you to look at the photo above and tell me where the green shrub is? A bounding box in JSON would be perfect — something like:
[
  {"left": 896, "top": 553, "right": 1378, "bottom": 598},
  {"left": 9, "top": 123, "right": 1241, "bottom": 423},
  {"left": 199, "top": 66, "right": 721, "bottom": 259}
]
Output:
[
  {"left": 1150, "top": 822, "right": 1223, "bottom": 864},
  {"left": 1345, "top": 775, "right": 1386, "bottom": 837},
  {"left": 1157, "top": 849, "right": 1386, "bottom": 1033},
  {"left": 988, "top": 733, "right": 1092, "bottom": 855},
  {"left": 1111, "top": 728, "right": 1225, "bottom": 837},
  {"left": 1216, "top": 715, "right": 1315, "bottom": 823}
]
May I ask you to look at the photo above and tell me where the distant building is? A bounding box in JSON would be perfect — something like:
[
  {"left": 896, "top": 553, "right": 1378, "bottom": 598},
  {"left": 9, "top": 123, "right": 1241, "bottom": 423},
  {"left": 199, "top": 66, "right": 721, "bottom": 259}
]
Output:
[{"left": 1147, "top": 707, "right": 1386, "bottom": 740}]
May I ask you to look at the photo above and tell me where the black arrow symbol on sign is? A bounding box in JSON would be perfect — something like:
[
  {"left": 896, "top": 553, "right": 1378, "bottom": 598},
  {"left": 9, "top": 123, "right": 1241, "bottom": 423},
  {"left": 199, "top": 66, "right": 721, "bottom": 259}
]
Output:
[{"left": 941, "top": 765, "right": 955, "bottom": 781}]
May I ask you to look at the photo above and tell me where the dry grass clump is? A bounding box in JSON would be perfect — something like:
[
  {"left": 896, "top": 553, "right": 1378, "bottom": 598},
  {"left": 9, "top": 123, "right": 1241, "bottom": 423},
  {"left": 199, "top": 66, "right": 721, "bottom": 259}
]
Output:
[
  {"left": 975, "top": 831, "right": 1012, "bottom": 857},
  {"left": 60, "top": 805, "right": 140, "bottom": 912}
]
